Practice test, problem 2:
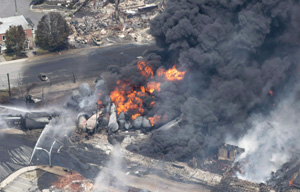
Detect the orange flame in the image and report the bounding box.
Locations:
[137,60,153,78]
[156,68,165,77]
[132,113,141,120]
[146,82,161,94]
[148,115,161,126]
[269,90,273,96]
[164,65,186,81]
[149,101,155,108]
[289,178,294,186]
[157,65,186,81]
[110,62,186,122]
[110,81,144,116]
[97,91,103,107]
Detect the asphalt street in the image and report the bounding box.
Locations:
[0,0,43,28]
[0,44,156,88]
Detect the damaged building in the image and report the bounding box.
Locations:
[68,0,164,47]
[218,144,245,162]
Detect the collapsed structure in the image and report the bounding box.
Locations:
[68,0,164,46]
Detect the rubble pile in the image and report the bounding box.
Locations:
[68,0,164,47]
[212,176,275,192]
[52,172,93,192]
[31,0,86,15]
[267,162,300,192]
[199,158,232,175]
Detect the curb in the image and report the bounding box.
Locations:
[0,58,29,66]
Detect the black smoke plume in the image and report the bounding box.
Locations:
[125,0,300,165]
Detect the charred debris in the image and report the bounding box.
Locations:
[68,0,164,47]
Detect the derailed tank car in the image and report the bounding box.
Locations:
[0,112,59,130]
[24,112,58,129]
[0,115,23,128]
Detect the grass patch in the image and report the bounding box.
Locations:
[3,52,27,61]
[3,54,12,61]
[35,48,50,55]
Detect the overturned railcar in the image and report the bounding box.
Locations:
[0,112,59,130]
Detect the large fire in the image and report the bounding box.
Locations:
[146,81,161,94]
[109,60,186,126]
[157,65,186,81]
[148,115,161,126]
[110,81,145,119]
[137,60,153,78]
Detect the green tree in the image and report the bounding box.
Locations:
[36,12,71,51]
[5,25,26,54]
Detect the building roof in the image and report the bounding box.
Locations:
[0,166,93,192]
[0,15,32,34]
[219,143,245,153]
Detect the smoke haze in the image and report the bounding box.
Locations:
[93,145,128,191]
[231,90,300,182]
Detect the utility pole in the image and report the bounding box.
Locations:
[14,0,18,15]
[72,73,76,83]
[115,0,120,22]
[7,73,11,98]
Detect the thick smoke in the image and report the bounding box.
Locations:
[231,90,300,182]
[67,77,109,113]
[127,0,300,164]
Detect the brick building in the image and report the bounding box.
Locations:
[0,15,34,54]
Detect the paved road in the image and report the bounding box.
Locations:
[0,0,43,28]
[0,44,155,89]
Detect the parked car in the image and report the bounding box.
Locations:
[38,73,48,81]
